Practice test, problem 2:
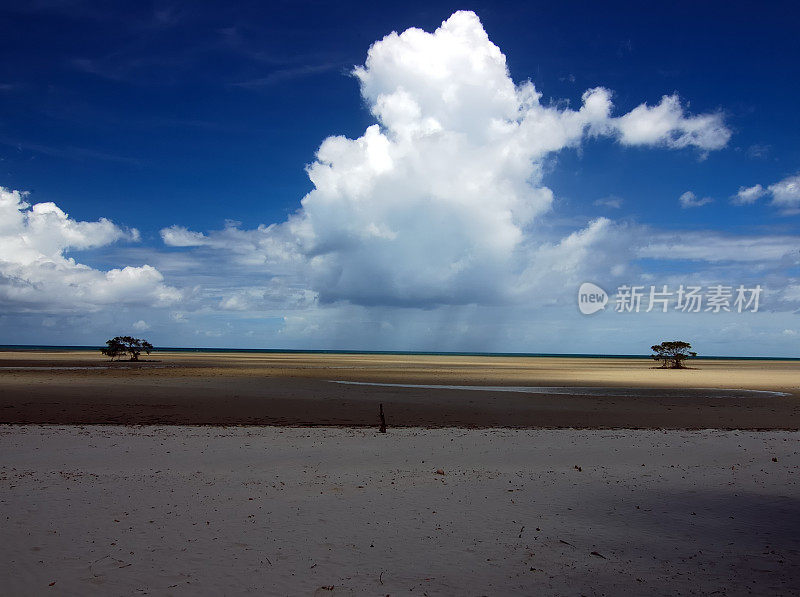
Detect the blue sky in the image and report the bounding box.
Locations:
[1,1,798,355]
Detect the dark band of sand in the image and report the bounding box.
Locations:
[1,351,798,429]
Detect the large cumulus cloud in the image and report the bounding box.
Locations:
[0,187,180,312]
[163,11,730,309]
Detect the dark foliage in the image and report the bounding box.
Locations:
[651,340,697,369]
[101,336,154,361]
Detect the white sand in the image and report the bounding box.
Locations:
[1,426,798,596]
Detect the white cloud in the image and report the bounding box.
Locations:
[768,173,800,215]
[217,280,317,312]
[732,184,767,205]
[132,319,150,331]
[162,11,730,309]
[746,144,770,159]
[0,186,181,312]
[612,94,730,150]
[679,191,713,209]
[0,191,131,258]
[730,174,800,214]
[594,196,623,209]
[160,225,207,247]
[637,231,800,263]
[782,284,800,302]
[161,221,302,268]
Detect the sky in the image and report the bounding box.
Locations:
[1,0,799,356]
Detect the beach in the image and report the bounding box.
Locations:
[0,351,798,429]
[2,351,798,595]
[2,425,798,596]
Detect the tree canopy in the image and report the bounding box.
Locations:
[101,336,153,361]
[651,340,697,369]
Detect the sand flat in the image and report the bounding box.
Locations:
[1,425,798,596]
[1,350,798,390]
[0,351,798,429]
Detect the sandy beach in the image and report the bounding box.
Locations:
[0,351,798,429]
[2,425,798,596]
[2,353,799,595]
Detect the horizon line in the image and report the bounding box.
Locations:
[1,344,798,361]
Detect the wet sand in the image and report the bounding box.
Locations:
[1,351,798,429]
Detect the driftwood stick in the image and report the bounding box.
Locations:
[379,403,387,433]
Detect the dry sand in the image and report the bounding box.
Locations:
[0,351,798,429]
[1,425,798,596]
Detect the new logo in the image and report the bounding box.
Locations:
[578,282,608,315]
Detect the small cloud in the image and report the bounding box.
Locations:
[613,94,730,151]
[219,294,251,311]
[746,144,770,159]
[783,329,798,337]
[132,320,150,331]
[731,174,800,215]
[0,137,140,166]
[731,184,767,206]
[161,225,207,247]
[232,62,345,89]
[594,195,623,209]
[196,329,224,338]
[768,173,800,215]
[152,6,181,27]
[679,191,713,209]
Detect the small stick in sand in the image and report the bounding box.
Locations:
[379,403,387,433]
